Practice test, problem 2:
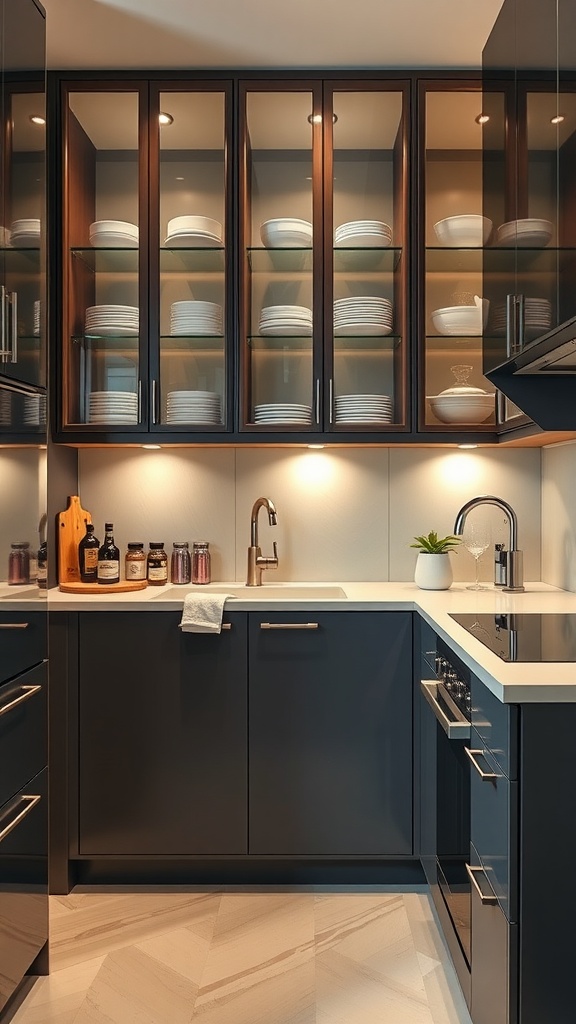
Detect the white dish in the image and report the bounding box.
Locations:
[167,215,222,235]
[333,323,393,336]
[164,232,222,248]
[84,325,139,337]
[433,215,492,247]
[259,325,313,337]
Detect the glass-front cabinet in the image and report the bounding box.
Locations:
[240,80,409,434]
[421,83,497,433]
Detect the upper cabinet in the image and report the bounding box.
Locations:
[483,0,576,429]
[0,0,46,397]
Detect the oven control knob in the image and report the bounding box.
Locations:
[445,667,457,692]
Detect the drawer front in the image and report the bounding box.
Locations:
[472,675,518,780]
[0,612,47,684]
[0,663,47,808]
[469,735,517,922]
[469,843,517,1024]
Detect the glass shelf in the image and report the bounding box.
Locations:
[247,335,313,350]
[0,246,41,274]
[333,334,402,351]
[71,248,139,273]
[159,335,224,351]
[247,248,313,272]
[160,247,225,273]
[333,247,402,272]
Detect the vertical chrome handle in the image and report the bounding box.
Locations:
[0,284,6,360]
[496,391,506,424]
[329,378,333,424]
[137,379,142,422]
[517,293,525,350]
[315,378,320,425]
[151,379,158,424]
[10,291,17,363]
[505,294,515,359]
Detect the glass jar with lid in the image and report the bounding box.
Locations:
[171,542,191,584]
[125,542,147,581]
[147,542,168,586]
[192,541,211,584]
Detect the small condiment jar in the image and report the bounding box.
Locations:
[192,541,211,584]
[125,542,147,581]
[171,542,191,584]
[8,542,30,585]
[147,542,168,586]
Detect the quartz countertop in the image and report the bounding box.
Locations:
[2,580,576,703]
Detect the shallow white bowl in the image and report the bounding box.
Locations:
[260,219,313,248]
[167,215,222,238]
[433,215,492,247]
[428,394,495,424]
[431,305,483,336]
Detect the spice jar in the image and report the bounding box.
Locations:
[192,541,211,584]
[171,542,191,584]
[8,543,29,585]
[147,542,168,586]
[125,542,147,581]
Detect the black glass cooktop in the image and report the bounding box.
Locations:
[449,613,576,662]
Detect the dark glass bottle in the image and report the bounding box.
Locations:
[97,523,120,585]
[79,522,100,583]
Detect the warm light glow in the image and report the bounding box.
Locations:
[29,115,46,126]
[142,444,161,450]
[475,113,490,125]
[307,113,338,125]
[307,444,325,449]
[159,112,174,126]
[290,450,335,488]
[438,452,483,489]
[551,114,565,125]
[458,444,478,450]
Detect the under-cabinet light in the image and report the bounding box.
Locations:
[551,114,565,124]
[159,112,174,126]
[29,114,45,126]
[458,444,478,449]
[307,444,325,449]
[142,444,161,450]
[475,114,490,125]
[307,113,338,125]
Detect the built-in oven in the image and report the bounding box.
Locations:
[419,637,472,1004]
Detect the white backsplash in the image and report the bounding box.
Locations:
[542,440,576,593]
[0,448,46,582]
[78,446,542,584]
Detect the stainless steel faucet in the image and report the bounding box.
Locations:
[453,494,525,593]
[247,497,279,586]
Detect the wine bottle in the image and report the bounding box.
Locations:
[79,522,99,583]
[97,522,120,585]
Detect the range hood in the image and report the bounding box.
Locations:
[486,316,576,429]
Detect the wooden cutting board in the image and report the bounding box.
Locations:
[59,580,147,594]
[57,495,92,584]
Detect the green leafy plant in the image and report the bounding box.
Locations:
[410,531,461,554]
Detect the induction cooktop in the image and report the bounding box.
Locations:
[449,613,576,662]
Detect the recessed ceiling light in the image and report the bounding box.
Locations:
[175,176,184,181]
[142,444,161,450]
[475,114,490,125]
[159,112,174,126]
[29,114,45,126]
[551,114,565,124]
[458,444,478,449]
[307,113,338,125]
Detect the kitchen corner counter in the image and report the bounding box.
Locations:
[3,580,576,703]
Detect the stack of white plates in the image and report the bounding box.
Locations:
[334,394,394,424]
[11,219,40,247]
[0,226,11,247]
[89,220,139,247]
[33,300,41,337]
[260,218,313,247]
[166,390,221,425]
[85,305,139,337]
[0,391,11,426]
[489,297,552,340]
[333,297,393,336]
[496,218,553,247]
[334,220,392,247]
[259,305,313,337]
[88,391,138,425]
[164,215,223,248]
[254,403,312,425]
[23,394,47,426]
[170,301,223,336]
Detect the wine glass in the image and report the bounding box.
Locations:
[463,519,490,591]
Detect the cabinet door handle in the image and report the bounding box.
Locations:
[260,622,319,630]
[0,794,41,845]
[517,292,525,350]
[0,622,29,629]
[329,378,333,424]
[137,379,142,422]
[464,747,497,780]
[0,684,42,718]
[420,681,470,739]
[0,284,6,360]
[465,863,498,905]
[221,623,232,630]
[151,379,158,424]
[315,378,320,425]
[9,290,17,364]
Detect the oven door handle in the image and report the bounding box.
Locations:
[466,863,498,905]
[420,680,471,739]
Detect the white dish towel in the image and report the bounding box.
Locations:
[179,592,235,633]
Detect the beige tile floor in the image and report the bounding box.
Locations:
[6,890,472,1024]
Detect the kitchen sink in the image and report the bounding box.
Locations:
[153,584,347,600]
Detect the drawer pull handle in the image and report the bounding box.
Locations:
[0,684,42,718]
[0,622,29,630]
[465,747,497,780]
[0,794,41,845]
[221,623,232,631]
[465,863,498,905]
[260,622,319,630]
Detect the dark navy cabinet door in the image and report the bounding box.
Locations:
[248,611,413,856]
[78,612,248,856]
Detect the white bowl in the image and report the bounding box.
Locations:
[431,305,484,336]
[90,219,138,235]
[433,215,492,247]
[428,394,495,424]
[167,215,222,238]
[260,219,313,248]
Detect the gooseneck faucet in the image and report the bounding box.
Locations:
[247,497,279,586]
[453,494,525,593]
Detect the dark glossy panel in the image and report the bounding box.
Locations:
[469,735,517,922]
[0,611,46,684]
[0,662,46,808]
[471,674,518,779]
[249,611,413,856]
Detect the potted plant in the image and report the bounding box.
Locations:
[410,531,461,590]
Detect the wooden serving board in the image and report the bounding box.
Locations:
[59,580,148,594]
[57,495,92,584]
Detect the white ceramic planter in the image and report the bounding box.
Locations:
[414,552,453,591]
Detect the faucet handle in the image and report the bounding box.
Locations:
[272,541,278,563]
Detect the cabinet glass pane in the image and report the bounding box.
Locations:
[66,92,140,427]
[158,91,226,428]
[332,91,405,428]
[424,91,496,429]
[244,91,314,427]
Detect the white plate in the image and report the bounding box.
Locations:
[164,233,222,248]
[259,326,313,337]
[333,324,393,336]
[84,326,139,337]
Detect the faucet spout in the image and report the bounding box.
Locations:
[453,494,524,592]
[250,497,278,546]
[247,497,279,586]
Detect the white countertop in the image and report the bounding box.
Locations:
[3,580,576,703]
